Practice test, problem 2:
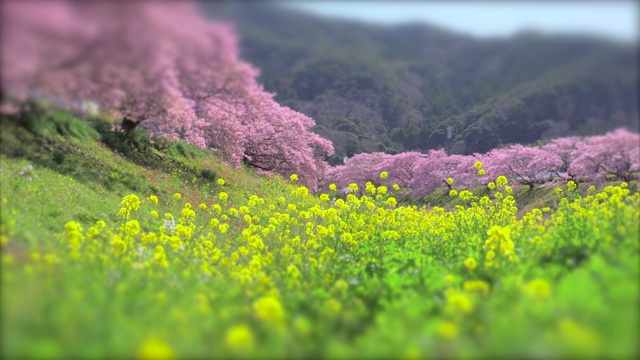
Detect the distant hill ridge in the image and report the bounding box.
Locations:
[202,2,639,164]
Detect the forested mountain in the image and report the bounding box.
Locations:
[202,2,639,164]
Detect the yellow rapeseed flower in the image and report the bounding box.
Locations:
[438,321,458,340]
[121,194,141,211]
[526,279,551,300]
[148,195,159,205]
[290,174,298,182]
[254,296,284,322]
[329,183,337,191]
[464,258,477,270]
[380,171,388,179]
[217,178,225,186]
[219,192,228,201]
[447,292,474,313]
[297,186,309,197]
[225,325,254,350]
[287,264,299,278]
[463,280,490,297]
[139,339,175,360]
[173,193,181,200]
[125,220,140,235]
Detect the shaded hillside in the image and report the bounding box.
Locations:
[202,2,639,163]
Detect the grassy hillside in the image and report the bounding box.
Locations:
[202,3,638,162]
[1,107,638,358]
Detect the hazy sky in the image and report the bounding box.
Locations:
[282,1,638,42]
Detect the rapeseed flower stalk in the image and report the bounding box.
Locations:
[484,225,517,267]
[64,221,84,250]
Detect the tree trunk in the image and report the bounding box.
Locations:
[121,117,141,133]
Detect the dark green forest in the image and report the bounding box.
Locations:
[203,3,639,164]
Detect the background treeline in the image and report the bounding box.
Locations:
[203,2,639,165]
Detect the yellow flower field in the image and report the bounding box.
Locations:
[2,169,638,358]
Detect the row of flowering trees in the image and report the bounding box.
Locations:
[323,129,640,198]
[1,1,333,189]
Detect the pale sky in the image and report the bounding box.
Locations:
[281,1,638,42]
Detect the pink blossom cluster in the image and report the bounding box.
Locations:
[1,1,333,189]
[322,129,639,198]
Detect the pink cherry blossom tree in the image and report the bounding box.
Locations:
[410,150,483,198]
[2,1,333,188]
[571,129,640,182]
[484,144,563,189]
[541,136,585,182]
[377,151,426,189]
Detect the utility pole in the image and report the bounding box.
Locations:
[445,126,453,155]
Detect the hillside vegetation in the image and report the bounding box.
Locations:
[204,3,639,163]
[1,106,639,358]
